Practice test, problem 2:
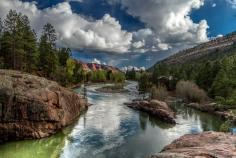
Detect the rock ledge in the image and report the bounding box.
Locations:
[151,131,236,158]
[0,70,88,142]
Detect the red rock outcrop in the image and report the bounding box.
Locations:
[76,60,121,73]
[151,131,236,158]
[0,70,88,142]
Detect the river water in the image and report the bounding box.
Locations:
[0,81,224,158]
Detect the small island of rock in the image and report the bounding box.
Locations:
[125,100,176,124]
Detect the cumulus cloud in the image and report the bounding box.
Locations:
[226,0,236,8]
[108,0,209,52]
[0,0,132,53]
[131,28,172,52]
[0,0,210,54]
[91,58,101,64]
[132,40,145,49]
[91,58,107,65]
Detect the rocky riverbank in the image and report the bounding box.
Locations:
[0,70,88,142]
[151,131,236,158]
[124,100,176,124]
[186,102,236,122]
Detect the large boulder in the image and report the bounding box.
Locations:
[124,99,176,124]
[0,70,87,142]
[150,100,171,111]
[151,131,236,158]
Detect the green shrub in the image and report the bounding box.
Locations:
[150,85,168,101]
[220,120,232,132]
[176,80,207,103]
[110,72,125,83]
[215,96,225,103]
[215,95,236,107]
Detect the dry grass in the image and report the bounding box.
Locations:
[150,85,168,101]
[176,80,207,103]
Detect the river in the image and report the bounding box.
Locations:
[0,81,224,158]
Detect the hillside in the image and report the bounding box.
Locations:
[154,32,236,66]
[146,31,236,107]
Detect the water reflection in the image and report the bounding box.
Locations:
[139,112,175,130]
[0,81,224,158]
[60,83,139,158]
[0,128,70,158]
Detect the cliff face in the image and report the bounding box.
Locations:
[0,70,87,142]
[77,60,121,73]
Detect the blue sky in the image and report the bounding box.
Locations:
[191,0,236,37]
[2,0,236,68]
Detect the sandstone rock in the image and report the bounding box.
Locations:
[124,99,176,124]
[151,131,236,158]
[150,100,170,111]
[0,69,88,142]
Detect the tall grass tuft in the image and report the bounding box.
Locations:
[150,85,168,101]
[176,80,207,103]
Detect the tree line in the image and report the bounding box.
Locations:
[0,10,125,86]
[125,68,144,80]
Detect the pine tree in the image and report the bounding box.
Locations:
[1,10,19,69]
[39,23,58,77]
[42,23,57,47]
[20,15,39,72]
[0,10,38,71]
[58,48,71,66]
[0,18,3,68]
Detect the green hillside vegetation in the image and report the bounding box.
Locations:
[0,10,125,86]
[148,44,236,106]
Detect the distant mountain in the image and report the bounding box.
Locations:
[76,60,122,73]
[152,32,236,67]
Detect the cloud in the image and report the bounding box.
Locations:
[212,3,216,7]
[91,58,107,65]
[91,58,101,64]
[132,40,145,49]
[226,0,236,8]
[0,0,132,53]
[66,0,83,2]
[0,0,210,54]
[131,28,172,52]
[108,0,209,52]
[121,66,145,72]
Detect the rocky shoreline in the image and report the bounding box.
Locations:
[186,102,236,122]
[0,70,88,142]
[124,99,176,124]
[151,131,236,158]
[125,97,236,157]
